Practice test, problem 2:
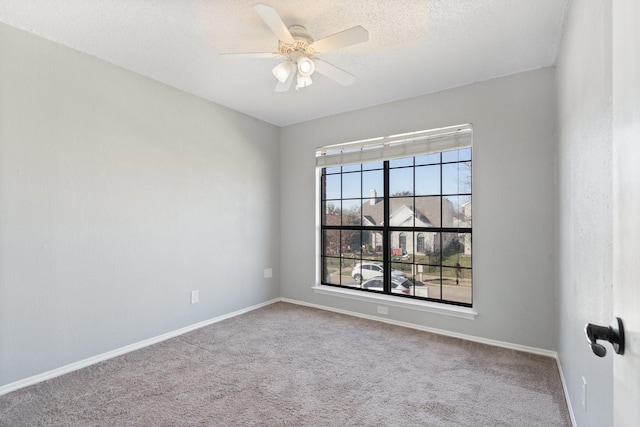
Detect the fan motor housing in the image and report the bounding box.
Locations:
[279,25,315,56]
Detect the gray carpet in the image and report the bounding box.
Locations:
[0,302,571,426]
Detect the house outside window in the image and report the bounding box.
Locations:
[317,124,473,307]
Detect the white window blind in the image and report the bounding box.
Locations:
[315,124,473,168]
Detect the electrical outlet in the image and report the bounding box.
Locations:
[377,306,388,315]
[264,268,273,279]
[582,377,587,411]
[191,290,199,304]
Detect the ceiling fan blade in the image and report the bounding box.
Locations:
[310,26,368,53]
[313,59,356,86]
[219,52,281,59]
[275,70,295,92]
[254,4,294,44]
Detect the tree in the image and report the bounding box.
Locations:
[322,203,362,256]
[341,205,362,253]
[392,191,413,197]
[323,203,340,254]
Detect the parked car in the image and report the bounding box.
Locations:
[351,262,407,282]
[361,276,412,295]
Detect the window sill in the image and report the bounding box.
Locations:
[312,285,477,320]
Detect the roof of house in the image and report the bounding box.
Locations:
[361,197,457,228]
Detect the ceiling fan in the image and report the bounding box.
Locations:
[220,4,369,92]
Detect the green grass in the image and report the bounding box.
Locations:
[411,253,471,268]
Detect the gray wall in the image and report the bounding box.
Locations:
[280,68,558,350]
[0,23,281,387]
[556,1,613,425]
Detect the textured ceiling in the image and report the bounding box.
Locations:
[0,0,568,126]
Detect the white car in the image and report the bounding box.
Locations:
[361,276,412,295]
[351,262,406,282]
[361,276,430,298]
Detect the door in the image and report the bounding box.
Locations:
[612,1,640,425]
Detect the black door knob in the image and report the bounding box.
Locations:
[584,317,625,357]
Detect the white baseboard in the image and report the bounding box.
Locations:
[555,358,578,427]
[0,298,281,397]
[281,297,557,358]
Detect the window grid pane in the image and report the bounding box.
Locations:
[320,146,472,307]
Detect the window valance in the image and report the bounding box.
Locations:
[315,124,473,168]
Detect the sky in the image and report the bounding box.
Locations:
[323,148,471,214]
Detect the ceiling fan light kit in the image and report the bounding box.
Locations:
[272,61,293,83]
[221,4,368,92]
[296,73,312,89]
[297,57,315,76]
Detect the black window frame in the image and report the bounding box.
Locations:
[320,148,472,308]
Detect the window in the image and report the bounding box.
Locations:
[318,125,472,307]
[416,233,425,253]
[399,233,407,253]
